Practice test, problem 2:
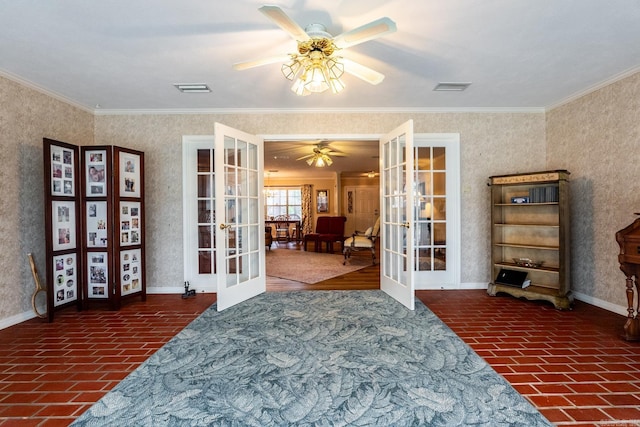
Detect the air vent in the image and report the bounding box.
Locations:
[433,82,471,91]
[174,83,211,93]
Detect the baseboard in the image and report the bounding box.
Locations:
[418,284,628,318]
[572,290,627,317]
[415,282,487,290]
[146,285,216,295]
[0,310,38,330]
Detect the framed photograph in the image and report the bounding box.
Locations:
[87,252,108,299]
[121,248,142,296]
[119,153,141,198]
[86,201,108,247]
[52,200,76,251]
[316,189,329,213]
[119,201,141,247]
[85,149,107,197]
[51,145,75,196]
[53,253,77,307]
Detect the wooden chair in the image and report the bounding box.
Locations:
[290,215,304,242]
[343,217,380,264]
[274,215,291,243]
[265,226,273,250]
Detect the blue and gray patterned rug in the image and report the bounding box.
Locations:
[72,291,551,426]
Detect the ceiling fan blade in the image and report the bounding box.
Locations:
[332,17,397,49]
[341,58,385,85]
[233,55,291,71]
[259,5,311,41]
[296,154,314,161]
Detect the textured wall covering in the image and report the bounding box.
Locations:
[547,72,640,308]
[94,112,547,291]
[0,76,94,322]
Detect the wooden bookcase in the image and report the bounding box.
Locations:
[487,170,573,309]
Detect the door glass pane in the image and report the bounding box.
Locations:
[237,140,247,168]
[198,200,212,223]
[433,172,446,196]
[433,147,446,170]
[248,143,258,170]
[416,147,431,170]
[433,198,446,221]
[225,136,236,166]
[198,226,211,248]
[433,222,446,245]
[198,251,211,274]
[197,175,210,198]
[248,170,258,198]
[197,149,210,172]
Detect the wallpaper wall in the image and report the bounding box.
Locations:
[93,112,547,293]
[5,70,636,326]
[0,76,94,324]
[547,71,640,308]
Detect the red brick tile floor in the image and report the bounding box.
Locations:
[0,290,639,426]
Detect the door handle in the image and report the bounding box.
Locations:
[401,222,410,229]
[219,223,232,230]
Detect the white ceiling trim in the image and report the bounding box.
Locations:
[93,106,545,116]
[546,65,640,112]
[0,68,93,114]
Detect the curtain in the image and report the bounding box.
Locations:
[301,184,313,235]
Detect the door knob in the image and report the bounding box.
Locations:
[401,222,410,229]
[219,223,232,230]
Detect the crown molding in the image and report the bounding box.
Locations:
[546,65,640,112]
[93,106,545,116]
[0,68,94,114]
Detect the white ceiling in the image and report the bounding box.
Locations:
[2,0,639,176]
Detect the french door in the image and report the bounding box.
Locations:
[380,120,415,309]
[182,124,265,311]
[413,134,460,288]
[214,123,265,310]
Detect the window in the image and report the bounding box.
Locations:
[265,188,301,219]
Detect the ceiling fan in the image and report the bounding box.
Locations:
[296,142,345,167]
[233,5,397,95]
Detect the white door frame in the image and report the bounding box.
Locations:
[182,132,461,294]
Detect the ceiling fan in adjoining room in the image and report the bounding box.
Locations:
[233,5,397,96]
[296,142,345,167]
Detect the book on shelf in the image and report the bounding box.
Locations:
[494,269,530,288]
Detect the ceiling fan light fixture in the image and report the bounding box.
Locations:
[291,76,311,96]
[305,64,330,93]
[281,60,302,80]
[329,77,345,94]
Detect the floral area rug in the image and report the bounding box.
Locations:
[72,291,551,426]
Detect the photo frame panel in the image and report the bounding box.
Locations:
[119,153,141,198]
[120,248,142,296]
[86,201,109,248]
[119,201,142,247]
[53,253,78,307]
[85,149,108,197]
[52,200,77,251]
[316,189,329,213]
[87,251,109,299]
[50,144,76,197]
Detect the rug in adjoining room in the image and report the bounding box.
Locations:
[265,248,370,283]
[72,291,551,426]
